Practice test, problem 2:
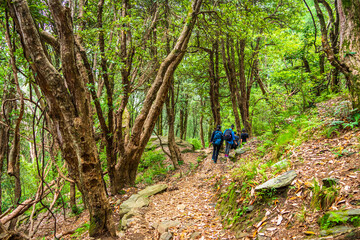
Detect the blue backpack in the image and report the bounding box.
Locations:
[213,131,223,145]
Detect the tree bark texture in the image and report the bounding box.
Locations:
[199,97,205,149]
[179,96,189,140]
[337,0,360,104]
[235,38,261,135]
[313,0,360,104]
[114,0,203,191]
[0,88,12,215]
[4,16,24,230]
[166,78,182,168]
[208,41,222,127]
[221,38,242,132]
[7,0,115,236]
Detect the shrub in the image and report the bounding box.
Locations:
[136,150,170,184]
[187,138,202,150]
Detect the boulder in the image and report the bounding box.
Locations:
[255,170,297,191]
[158,220,181,234]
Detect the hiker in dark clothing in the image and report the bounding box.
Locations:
[209,125,223,163]
[240,129,249,146]
[232,131,240,149]
[223,124,236,158]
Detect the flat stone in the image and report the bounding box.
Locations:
[150,222,159,229]
[146,136,194,152]
[158,220,181,234]
[255,170,297,190]
[160,232,173,240]
[326,209,360,223]
[120,194,150,214]
[322,178,339,187]
[272,159,290,169]
[320,225,353,236]
[137,184,168,198]
[190,231,201,239]
[177,204,186,210]
[235,148,246,155]
[246,205,254,212]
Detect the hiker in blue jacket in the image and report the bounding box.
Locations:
[209,125,223,163]
[223,124,236,158]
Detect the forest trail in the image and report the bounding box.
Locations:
[34,98,360,240]
[120,150,237,240]
[117,97,360,240]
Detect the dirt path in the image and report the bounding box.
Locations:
[121,150,236,239]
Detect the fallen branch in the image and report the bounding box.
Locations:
[153,130,171,158]
[55,228,77,239]
[0,181,55,224]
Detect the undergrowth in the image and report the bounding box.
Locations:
[136,150,173,184]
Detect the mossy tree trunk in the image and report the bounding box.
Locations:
[7,0,115,236]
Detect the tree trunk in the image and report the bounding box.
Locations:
[180,97,188,140]
[199,97,205,149]
[221,38,242,132]
[157,112,163,136]
[208,41,221,127]
[313,0,356,102]
[0,88,12,214]
[166,78,182,168]
[337,0,360,105]
[331,68,340,92]
[8,0,115,236]
[5,15,24,230]
[70,182,77,213]
[114,0,203,190]
[236,39,252,134]
[235,37,261,135]
[192,107,197,139]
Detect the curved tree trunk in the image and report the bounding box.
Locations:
[5,15,25,230]
[337,0,360,105]
[114,0,203,190]
[8,0,115,236]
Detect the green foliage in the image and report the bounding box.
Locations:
[136,150,171,185]
[258,113,323,161]
[319,212,345,230]
[72,222,90,238]
[320,213,360,230]
[311,179,339,210]
[333,101,352,119]
[187,138,202,150]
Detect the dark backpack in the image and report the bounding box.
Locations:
[213,131,223,145]
[223,129,232,141]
